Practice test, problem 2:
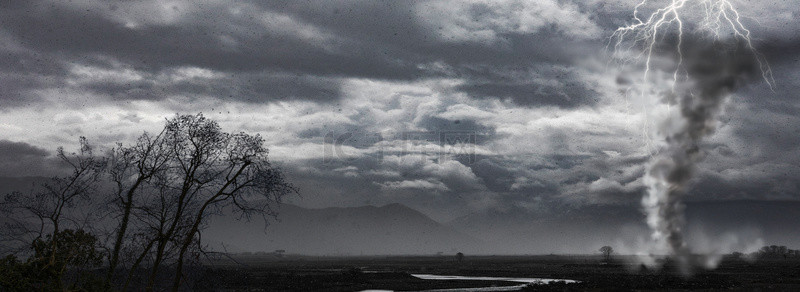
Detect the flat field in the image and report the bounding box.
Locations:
[197,254,800,291]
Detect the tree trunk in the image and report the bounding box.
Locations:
[106,179,144,287]
[124,238,156,291]
[147,169,195,291]
[171,163,248,291]
[145,235,168,292]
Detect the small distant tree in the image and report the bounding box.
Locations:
[455,252,464,263]
[600,246,614,261]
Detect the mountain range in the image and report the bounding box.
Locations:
[205,200,800,255]
[3,177,799,255]
[204,203,485,255]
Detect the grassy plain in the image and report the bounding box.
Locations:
[197,254,800,291]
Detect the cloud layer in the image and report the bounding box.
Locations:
[1,0,799,220]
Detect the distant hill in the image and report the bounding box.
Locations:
[4,176,798,256]
[448,200,800,254]
[204,203,485,255]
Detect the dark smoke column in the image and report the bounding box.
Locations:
[610,0,773,272]
[642,40,759,273]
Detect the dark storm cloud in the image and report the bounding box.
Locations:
[469,158,517,192]
[0,74,46,106]
[81,69,342,102]
[456,74,599,108]
[0,140,49,157]
[0,47,69,106]
[259,0,599,64]
[688,170,800,202]
[760,37,800,64]
[414,117,496,145]
[684,34,800,204]
[1,0,800,219]
[0,140,52,177]
[0,1,401,105]
[735,37,800,109]
[261,0,604,107]
[0,0,606,108]
[0,2,419,78]
[727,107,800,160]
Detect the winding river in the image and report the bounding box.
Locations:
[361,274,578,292]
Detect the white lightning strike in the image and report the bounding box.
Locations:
[610,0,774,274]
[611,0,774,88]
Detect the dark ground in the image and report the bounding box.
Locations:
[194,254,800,291]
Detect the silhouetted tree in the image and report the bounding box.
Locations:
[0,255,33,290]
[0,229,104,290]
[757,245,796,259]
[104,130,170,288]
[456,252,464,263]
[0,138,106,290]
[31,229,105,290]
[130,114,295,292]
[600,246,614,261]
[0,114,295,291]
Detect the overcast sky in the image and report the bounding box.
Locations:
[1,0,799,221]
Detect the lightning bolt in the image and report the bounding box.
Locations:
[611,0,774,88]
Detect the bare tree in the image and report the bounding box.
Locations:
[600,246,613,262]
[0,137,106,289]
[169,115,295,291]
[104,130,170,288]
[1,114,295,291]
[122,114,295,291]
